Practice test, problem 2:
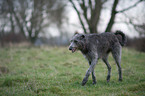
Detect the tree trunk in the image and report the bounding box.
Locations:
[69,0,102,34]
[9,10,15,33]
[88,0,102,33]
[0,32,4,47]
[89,25,97,33]
[0,26,5,47]
[30,37,37,44]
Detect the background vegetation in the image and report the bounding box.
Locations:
[0,0,145,45]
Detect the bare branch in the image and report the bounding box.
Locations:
[102,0,108,4]
[88,0,93,12]
[69,0,87,33]
[117,0,144,13]
[122,13,145,36]
[79,0,89,25]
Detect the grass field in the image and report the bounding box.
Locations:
[0,47,145,96]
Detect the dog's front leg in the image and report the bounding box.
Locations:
[82,59,97,86]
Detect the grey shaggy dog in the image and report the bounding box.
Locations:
[69,31,127,86]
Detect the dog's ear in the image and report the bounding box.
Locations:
[80,34,85,39]
[74,31,79,35]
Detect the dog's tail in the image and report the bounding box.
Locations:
[115,30,127,46]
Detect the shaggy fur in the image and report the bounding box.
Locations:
[69,30,127,86]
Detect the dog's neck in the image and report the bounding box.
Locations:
[80,41,89,54]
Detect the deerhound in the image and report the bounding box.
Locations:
[69,31,127,86]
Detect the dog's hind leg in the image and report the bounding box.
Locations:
[112,45,122,81]
[102,54,111,82]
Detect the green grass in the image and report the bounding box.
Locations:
[0,47,145,96]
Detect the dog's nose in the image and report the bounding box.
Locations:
[69,46,72,50]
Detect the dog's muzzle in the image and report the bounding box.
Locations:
[69,46,77,53]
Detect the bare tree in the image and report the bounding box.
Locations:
[69,0,105,33]
[122,12,145,37]
[0,23,6,47]
[69,0,144,34]
[105,0,144,32]
[1,0,66,43]
[0,0,9,46]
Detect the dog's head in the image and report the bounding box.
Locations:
[69,33,85,53]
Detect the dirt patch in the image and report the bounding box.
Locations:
[123,67,135,76]
[0,66,9,76]
[0,76,29,87]
[69,76,81,82]
[63,62,73,66]
[49,86,62,95]
[128,83,145,92]
[59,72,72,76]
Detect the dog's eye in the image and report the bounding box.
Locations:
[74,40,78,43]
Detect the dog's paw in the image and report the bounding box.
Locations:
[107,80,110,82]
[93,81,97,85]
[119,78,123,82]
[92,79,97,85]
[81,82,86,86]
[81,81,87,86]
[81,79,88,86]
[106,75,110,82]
